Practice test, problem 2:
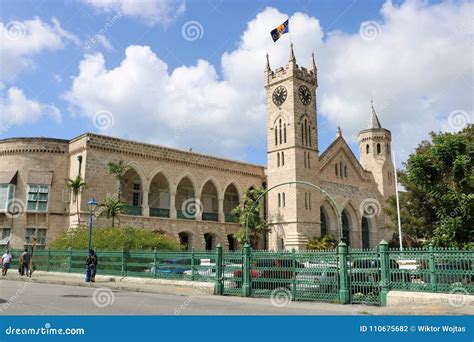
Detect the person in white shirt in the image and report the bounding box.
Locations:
[2,250,12,276]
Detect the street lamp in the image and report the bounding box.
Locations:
[87,198,98,252]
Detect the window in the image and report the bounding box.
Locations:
[279,119,282,144]
[339,162,343,178]
[366,144,370,154]
[304,152,307,168]
[1,228,11,240]
[307,153,310,168]
[284,124,287,143]
[0,184,15,212]
[278,193,281,208]
[344,166,347,178]
[132,182,141,206]
[281,151,285,166]
[335,164,338,176]
[274,126,278,145]
[277,152,280,167]
[377,143,381,154]
[282,193,286,207]
[304,193,308,209]
[25,228,46,248]
[308,125,312,146]
[301,124,304,145]
[308,193,312,210]
[304,119,308,146]
[26,184,49,212]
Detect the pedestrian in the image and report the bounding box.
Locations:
[19,248,30,277]
[2,250,12,276]
[85,249,97,284]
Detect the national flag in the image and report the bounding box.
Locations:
[270,19,289,42]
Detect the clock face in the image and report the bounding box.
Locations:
[272,86,287,106]
[298,85,312,105]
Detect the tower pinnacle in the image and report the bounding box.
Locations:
[288,43,296,66]
[368,100,382,129]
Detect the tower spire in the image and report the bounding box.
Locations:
[310,52,317,72]
[336,126,342,138]
[266,53,271,73]
[288,43,296,66]
[368,100,382,129]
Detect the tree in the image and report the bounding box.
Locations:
[50,226,181,251]
[231,187,267,248]
[100,196,124,227]
[385,125,473,248]
[307,234,337,250]
[107,160,129,201]
[65,175,87,227]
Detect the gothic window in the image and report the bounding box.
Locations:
[344,166,347,178]
[304,119,308,146]
[277,153,280,167]
[275,126,278,145]
[377,143,381,154]
[366,144,370,154]
[307,153,310,168]
[279,119,282,144]
[320,208,328,236]
[308,193,312,210]
[301,124,304,145]
[304,193,308,209]
[281,151,285,166]
[282,193,286,207]
[284,124,287,143]
[309,125,312,146]
[335,164,338,176]
[304,151,307,168]
[278,193,281,208]
[339,162,343,178]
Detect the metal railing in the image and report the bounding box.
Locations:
[149,208,170,218]
[122,205,142,216]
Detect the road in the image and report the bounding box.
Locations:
[1,279,471,316]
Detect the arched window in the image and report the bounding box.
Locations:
[282,193,285,207]
[281,151,285,166]
[307,153,310,168]
[377,143,381,154]
[277,152,280,167]
[279,119,282,144]
[342,210,350,246]
[335,164,338,176]
[308,124,312,146]
[278,193,281,207]
[308,192,311,209]
[275,126,278,145]
[284,124,287,143]
[304,193,308,209]
[339,162,343,177]
[301,123,304,145]
[344,165,347,178]
[304,151,307,168]
[366,144,370,154]
[320,208,328,236]
[304,119,308,146]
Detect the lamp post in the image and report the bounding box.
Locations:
[87,198,98,252]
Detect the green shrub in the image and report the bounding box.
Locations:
[307,234,337,250]
[50,226,181,251]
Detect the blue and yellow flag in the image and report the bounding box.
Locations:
[270,19,289,42]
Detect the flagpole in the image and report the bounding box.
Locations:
[392,151,403,251]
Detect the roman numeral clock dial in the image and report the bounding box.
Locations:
[298,85,312,106]
[272,86,287,106]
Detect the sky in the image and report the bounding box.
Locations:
[0,0,472,167]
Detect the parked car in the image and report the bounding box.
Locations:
[295,267,339,294]
[147,259,191,276]
[418,261,473,286]
[234,258,304,290]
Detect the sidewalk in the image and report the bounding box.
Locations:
[2,271,214,297]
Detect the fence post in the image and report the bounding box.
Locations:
[242,243,251,297]
[291,248,297,300]
[338,241,350,304]
[428,244,436,291]
[121,248,125,276]
[379,240,389,306]
[153,248,157,279]
[191,248,196,281]
[46,248,51,272]
[214,244,223,295]
[68,247,72,273]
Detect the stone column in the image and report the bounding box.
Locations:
[170,192,176,219]
[195,189,202,221]
[218,196,224,223]
[142,190,149,217]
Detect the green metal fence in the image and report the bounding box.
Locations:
[7,241,473,306]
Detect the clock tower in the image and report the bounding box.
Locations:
[265,44,320,250]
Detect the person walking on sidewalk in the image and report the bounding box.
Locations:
[2,250,12,276]
[19,248,30,276]
[85,249,97,284]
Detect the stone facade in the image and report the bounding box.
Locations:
[0,44,395,251]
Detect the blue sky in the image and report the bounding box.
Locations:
[1,0,472,166]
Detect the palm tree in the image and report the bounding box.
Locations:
[100,196,124,227]
[107,160,129,201]
[65,175,87,227]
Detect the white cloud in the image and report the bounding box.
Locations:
[0,17,79,82]
[0,87,62,132]
[84,0,186,27]
[65,1,473,163]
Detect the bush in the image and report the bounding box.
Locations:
[50,226,181,251]
[307,235,337,250]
